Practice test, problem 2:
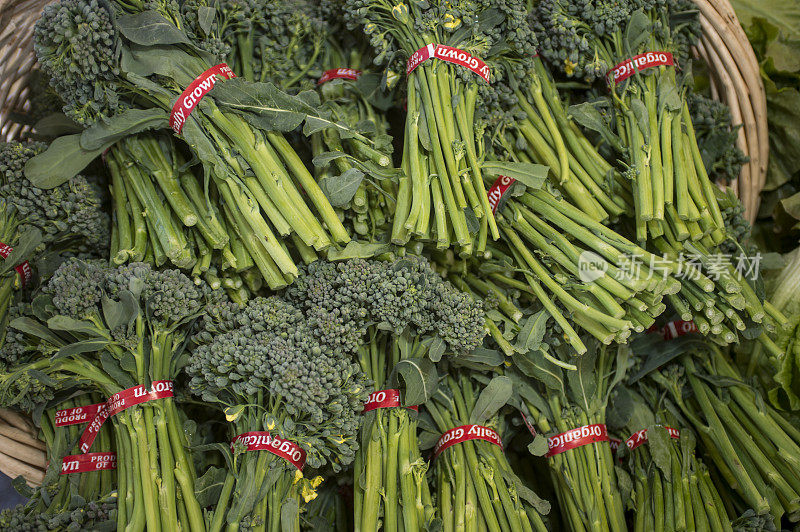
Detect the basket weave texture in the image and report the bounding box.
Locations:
[0,0,771,486]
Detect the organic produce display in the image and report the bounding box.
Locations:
[0,0,798,530]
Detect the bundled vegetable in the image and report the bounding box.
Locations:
[510,337,629,532]
[345,0,540,252]
[422,373,550,531]
[646,346,800,524]
[187,294,369,531]
[31,0,360,284]
[0,260,225,532]
[610,386,732,531]
[0,141,109,344]
[283,257,486,531]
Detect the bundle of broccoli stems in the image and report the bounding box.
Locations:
[647,347,800,525]
[611,387,733,532]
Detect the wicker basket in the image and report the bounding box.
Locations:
[0,0,770,487]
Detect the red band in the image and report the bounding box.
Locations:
[170,64,236,133]
[363,389,418,413]
[487,175,516,213]
[0,241,32,287]
[608,52,674,84]
[231,432,306,470]
[433,424,502,459]
[406,44,491,84]
[647,320,697,341]
[625,426,680,450]
[546,424,609,457]
[61,453,117,474]
[55,403,105,427]
[318,68,362,84]
[79,381,174,453]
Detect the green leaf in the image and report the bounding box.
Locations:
[9,317,63,345]
[311,151,347,168]
[567,350,597,415]
[33,113,81,137]
[102,295,132,331]
[319,168,364,207]
[427,336,446,363]
[735,2,800,71]
[481,161,548,190]
[624,9,651,54]
[630,98,650,141]
[80,108,168,150]
[194,466,227,508]
[514,310,549,353]
[47,316,102,336]
[527,434,549,457]
[116,11,192,46]
[568,102,621,150]
[197,6,215,35]
[456,347,504,368]
[391,357,438,405]
[53,339,110,360]
[24,134,110,189]
[512,349,564,394]
[0,228,41,276]
[469,376,512,425]
[99,352,136,389]
[326,241,391,261]
[647,425,673,476]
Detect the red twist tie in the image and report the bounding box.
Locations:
[170,64,236,133]
[546,424,609,457]
[608,51,674,84]
[79,381,174,453]
[608,437,622,453]
[625,426,680,451]
[0,241,32,288]
[60,452,117,474]
[231,431,306,470]
[486,175,516,214]
[363,389,418,413]
[55,403,105,427]
[318,68,362,85]
[433,424,503,460]
[406,44,491,84]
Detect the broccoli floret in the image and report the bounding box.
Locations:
[33,0,123,125]
[285,256,486,357]
[0,141,109,254]
[0,497,117,532]
[187,295,368,469]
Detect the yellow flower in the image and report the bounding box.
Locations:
[443,13,461,31]
[564,59,577,76]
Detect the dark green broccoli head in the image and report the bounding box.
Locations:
[285,256,486,356]
[186,295,369,469]
[34,0,123,126]
[532,0,631,81]
[0,141,110,253]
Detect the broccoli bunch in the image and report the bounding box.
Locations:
[0,259,224,532]
[187,294,368,531]
[33,0,122,126]
[0,142,108,253]
[188,295,368,468]
[283,257,485,531]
